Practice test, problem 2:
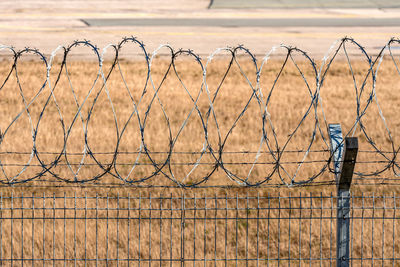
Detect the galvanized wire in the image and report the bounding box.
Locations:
[0,37,400,187]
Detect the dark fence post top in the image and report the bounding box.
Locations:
[338,137,358,191]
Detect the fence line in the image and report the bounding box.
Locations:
[0,193,398,265]
[1,37,400,187]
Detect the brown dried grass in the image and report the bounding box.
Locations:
[0,55,399,263]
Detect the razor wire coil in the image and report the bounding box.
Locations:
[0,37,400,187]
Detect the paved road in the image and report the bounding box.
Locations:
[0,0,400,58]
[84,18,400,28]
[210,0,400,9]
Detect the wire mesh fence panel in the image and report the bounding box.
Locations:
[350,194,400,265]
[0,193,397,265]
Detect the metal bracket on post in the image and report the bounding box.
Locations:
[328,124,358,267]
[328,124,344,178]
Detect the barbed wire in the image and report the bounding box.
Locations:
[0,37,400,187]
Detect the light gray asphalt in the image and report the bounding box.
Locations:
[210,0,400,9]
[2,0,400,58]
[83,18,400,28]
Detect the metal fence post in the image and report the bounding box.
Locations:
[329,124,358,267]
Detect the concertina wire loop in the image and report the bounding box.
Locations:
[0,37,399,187]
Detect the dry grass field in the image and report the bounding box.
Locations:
[0,46,400,263]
